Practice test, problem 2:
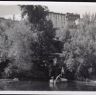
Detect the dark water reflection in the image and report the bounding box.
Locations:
[0,80,96,91]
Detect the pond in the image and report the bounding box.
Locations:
[0,79,96,91]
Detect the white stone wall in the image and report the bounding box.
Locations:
[47,12,66,29]
[47,12,80,30]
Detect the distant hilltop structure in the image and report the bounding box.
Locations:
[47,12,80,32]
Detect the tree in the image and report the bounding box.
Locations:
[20,5,49,30]
[3,22,36,79]
[19,5,63,80]
[60,13,96,81]
[0,18,14,78]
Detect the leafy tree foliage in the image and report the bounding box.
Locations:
[1,6,96,82]
[19,5,63,80]
[59,13,96,81]
[20,5,49,30]
[0,18,14,77]
[2,22,34,79]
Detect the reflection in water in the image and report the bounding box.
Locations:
[0,80,96,91]
[1,81,51,91]
[52,81,96,91]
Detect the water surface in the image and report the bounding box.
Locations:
[0,80,96,91]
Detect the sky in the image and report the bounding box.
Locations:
[0,2,96,20]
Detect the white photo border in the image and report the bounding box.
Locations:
[0,1,95,94]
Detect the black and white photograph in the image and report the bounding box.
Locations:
[0,1,96,92]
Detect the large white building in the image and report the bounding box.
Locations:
[47,12,80,37]
[47,12,66,29]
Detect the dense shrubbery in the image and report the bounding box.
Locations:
[3,22,34,79]
[0,5,96,81]
[60,14,96,81]
[0,5,61,80]
[0,19,15,78]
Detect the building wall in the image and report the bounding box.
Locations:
[47,12,80,32]
[47,12,66,32]
[47,12,80,40]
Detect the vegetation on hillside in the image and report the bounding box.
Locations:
[0,5,96,81]
[59,13,96,81]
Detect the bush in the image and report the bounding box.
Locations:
[59,14,96,81]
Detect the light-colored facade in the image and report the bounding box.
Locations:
[47,12,66,29]
[47,12,80,40]
[47,12,80,32]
